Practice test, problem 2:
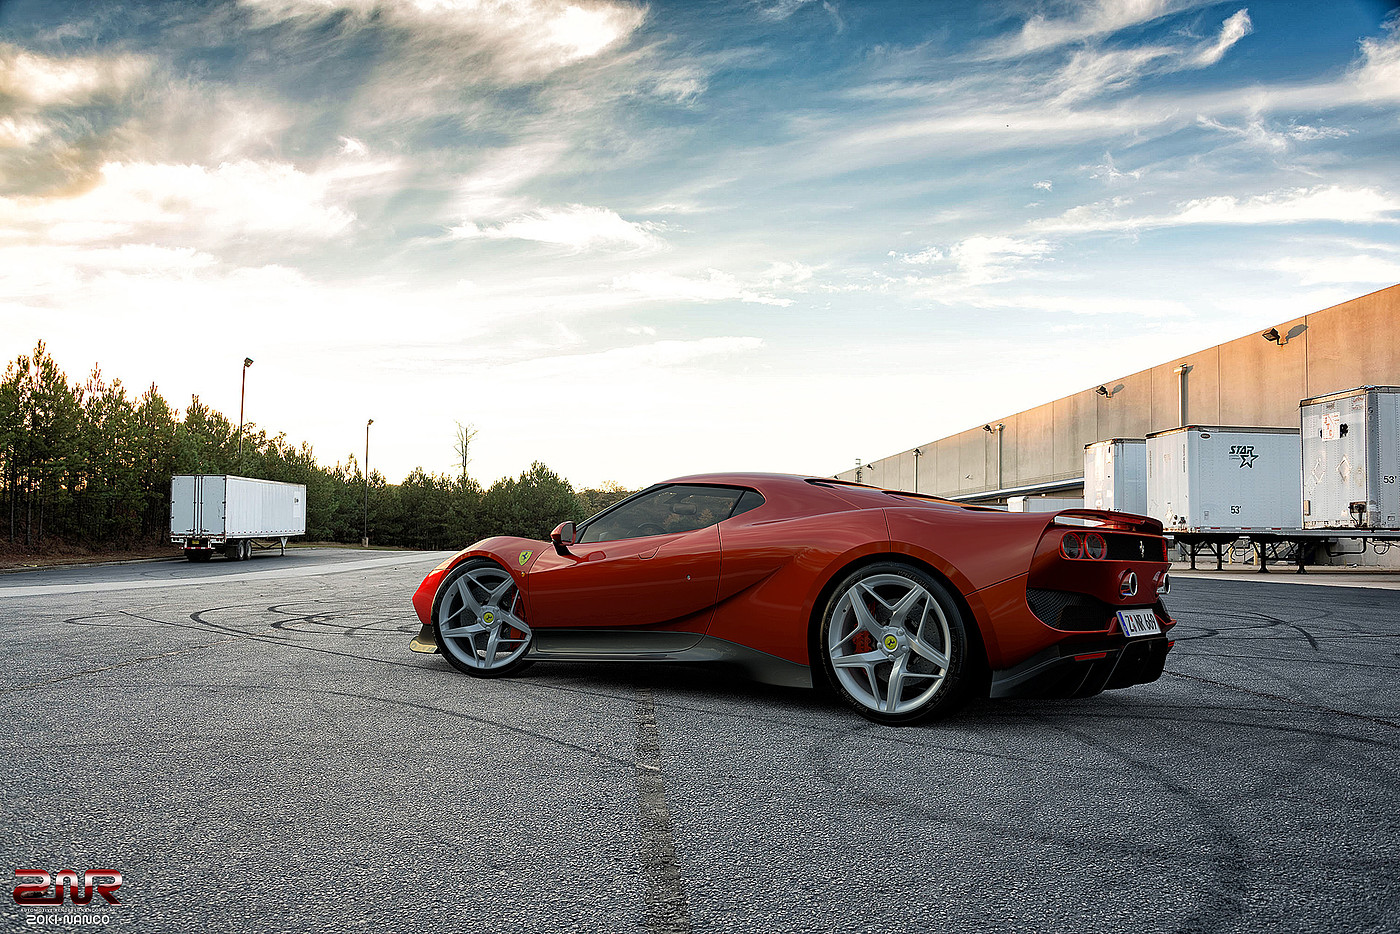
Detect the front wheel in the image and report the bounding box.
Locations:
[819,563,969,725]
[433,559,534,678]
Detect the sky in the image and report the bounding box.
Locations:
[1,0,1399,490]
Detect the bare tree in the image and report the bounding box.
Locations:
[454,422,478,481]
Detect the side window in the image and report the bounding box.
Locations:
[578,485,749,543]
[730,489,765,519]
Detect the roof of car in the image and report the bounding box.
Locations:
[664,472,816,485]
[661,472,972,508]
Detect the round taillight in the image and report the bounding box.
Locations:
[1085,533,1106,560]
[1060,532,1083,559]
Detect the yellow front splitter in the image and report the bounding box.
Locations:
[409,624,440,654]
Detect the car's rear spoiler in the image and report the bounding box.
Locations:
[1047,509,1165,535]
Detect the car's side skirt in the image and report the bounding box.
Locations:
[532,631,813,689]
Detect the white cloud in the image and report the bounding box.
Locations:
[239,0,646,79]
[0,115,50,148]
[1050,45,1176,104]
[1088,152,1143,182]
[1196,115,1348,151]
[1033,180,1053,191]
[1353,21,1400,101]
[1197,115,1289,151]
[951,236,1053,284]
[890,247,944,265]
[992,0,1204,57]
[761,261,816,286]
[1194,9,1253,67]
[1287,124,1350,141]
[1171,186,1399,226]
[0,160,360,245]
[1268,254,1400,286]
[612,269,795,306]
[1045,9,1250,104]
[976,293,1193,318]
[451,205,664,252]
[455,142,569,217]
[1036,186,1400,233]
[0,44,149,106]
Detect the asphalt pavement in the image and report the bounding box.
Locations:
[1,548,1397,933]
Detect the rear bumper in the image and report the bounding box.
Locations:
[989,634,1172,699]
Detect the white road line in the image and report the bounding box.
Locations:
[0,552,456,598]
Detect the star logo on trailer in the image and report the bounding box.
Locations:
[1228,444,1258,468]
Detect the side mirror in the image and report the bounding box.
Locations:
[550,521,576,556]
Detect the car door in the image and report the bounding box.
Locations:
[524,485,744,633]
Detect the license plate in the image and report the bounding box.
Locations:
[1117,609,1161,638]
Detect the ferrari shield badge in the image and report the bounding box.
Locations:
[518,550,533,566]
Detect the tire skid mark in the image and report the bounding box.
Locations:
[0,638,238,695]
[1036,716,1253,934]
[806,725,1200,861]
[265,602,409,638]
[191,682,633,766]
[1162,669,1400,730]
[59,612,153,630]
[1169,650,1400,671]
[1008,706,1400,752]
[634,685,691,934]
[117,606,436,672]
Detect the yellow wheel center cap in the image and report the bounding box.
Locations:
[483,611,495,625]
[883,634,899,652]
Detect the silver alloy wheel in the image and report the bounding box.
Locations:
[826,572,952,715]
[436,563,533,671]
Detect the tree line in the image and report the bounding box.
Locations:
[0,342,634,554]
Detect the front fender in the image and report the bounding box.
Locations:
[410,537,546,628]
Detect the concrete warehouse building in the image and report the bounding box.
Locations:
[835,282,1400,507]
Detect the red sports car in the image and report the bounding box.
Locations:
[409,473,1175,725]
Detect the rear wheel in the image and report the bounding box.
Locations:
[819,562,968,725]
[433,559,534,677]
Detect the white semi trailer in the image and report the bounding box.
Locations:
[1084,438,1148,515]
[170,475,307,562]
[1146,426,1303,533]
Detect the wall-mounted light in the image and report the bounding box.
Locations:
[1262,327,1281,343]
[1095,385,1110,396]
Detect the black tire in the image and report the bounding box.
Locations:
[432,559,534,678]
[818,562,969,726]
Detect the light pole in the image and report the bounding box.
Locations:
[363,418,373,548]
[237,357,254,459]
